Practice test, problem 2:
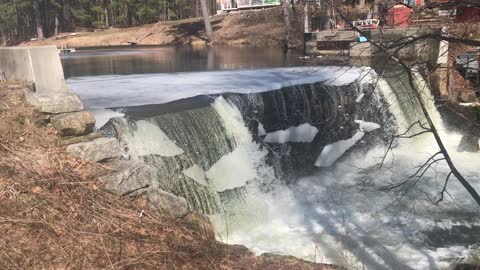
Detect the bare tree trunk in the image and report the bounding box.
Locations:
[200,0,213,43]
[105,7,110,28]
[34,0,45,39]
[304,0,310,33]
[373,0,380,15]
[282,0,293,48]
[36,24,44,39]
[54,15,60,36]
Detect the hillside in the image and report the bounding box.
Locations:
[21,8,289,48]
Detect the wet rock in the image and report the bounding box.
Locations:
[148,189,189,218]
[26,92,83,114]
[59,133,103,146]
[51,111,95,137]
[454,264,480,270]
[181,212,215,240]
[457,134,479,152]
[100,160,154,196]
[66,137,121,162]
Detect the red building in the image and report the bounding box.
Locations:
[387,2,413,27]
[427,0,480,22]
[457,6,480,22]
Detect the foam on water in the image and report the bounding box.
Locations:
[210,68,480,270]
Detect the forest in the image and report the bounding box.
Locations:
[0,0,218,45]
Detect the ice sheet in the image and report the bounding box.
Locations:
[67,66,375,109]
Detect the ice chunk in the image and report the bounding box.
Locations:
[258,122,267,136]
[314,132,365,167]
[355,120,380,132]
[91,109,124,129]
[122,119,184,157]
[264,123,318,144]
[355,93,365,103]
[183,165,208,186]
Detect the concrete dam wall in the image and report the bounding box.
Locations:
[0,46,68,94]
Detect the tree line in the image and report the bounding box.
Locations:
[0,0,217,45]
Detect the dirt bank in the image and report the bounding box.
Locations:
[21,8,289,48]
[0,82,339,269]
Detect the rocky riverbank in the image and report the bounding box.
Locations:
[0,81,341,269]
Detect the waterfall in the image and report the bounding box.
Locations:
[74,66,480,270]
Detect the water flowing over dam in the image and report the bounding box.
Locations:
[67,58,480,269]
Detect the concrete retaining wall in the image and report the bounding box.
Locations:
[0,46,67,94]
[305,28,441,63]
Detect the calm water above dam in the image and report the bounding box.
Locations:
[61,46,307,78]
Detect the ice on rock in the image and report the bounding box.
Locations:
[91,109,125,129]
[355,120,381,132]
[258,122,267,136]
[314,120,380,167]
[122,119,184,157]
[264,123,319,144]
[183,165,209,186]
[355,93,365,103]
[314,132,365,167]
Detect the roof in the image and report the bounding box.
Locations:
[388,2,414,9]
[426,0,480,9]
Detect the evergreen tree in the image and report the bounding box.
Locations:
[0,0,216,44]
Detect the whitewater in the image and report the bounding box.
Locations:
[68,66,480,270]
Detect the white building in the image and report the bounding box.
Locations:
[217,0,281,13]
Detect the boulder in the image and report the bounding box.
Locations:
[148,189,189,218]
[59,133,103,146]
[181,212,215,240]
[454,264,480,270]
[26,92,83,114]
[458,90,477,103]
[100,160,154,196]
[66,137,121,162]
[51,111,95,137]
[457,135,479,152]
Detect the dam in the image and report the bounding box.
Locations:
[1,45,479,269]
[62,47,480,270]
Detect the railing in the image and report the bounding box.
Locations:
[218,0,280,11]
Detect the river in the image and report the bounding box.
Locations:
[62,46,480,270]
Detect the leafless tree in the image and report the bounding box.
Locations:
[319,3,480,206]
[200,0,214,43]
